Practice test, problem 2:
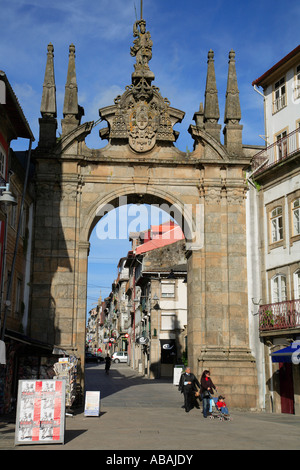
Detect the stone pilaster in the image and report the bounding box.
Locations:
[187,167,258,409]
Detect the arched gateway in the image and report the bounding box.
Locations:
[32,17,258,409]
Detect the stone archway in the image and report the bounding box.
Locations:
[31,21,258,409]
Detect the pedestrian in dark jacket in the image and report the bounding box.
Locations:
[178,367,201,412]
[200,370,217,418]
[105,354,112,375]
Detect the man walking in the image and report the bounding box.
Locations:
[178,367,201,412]
[105,354,112,375]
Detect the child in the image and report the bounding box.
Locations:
[216,396,229,415]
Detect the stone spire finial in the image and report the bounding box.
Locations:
[223,50,243,154]
[204,50,219,121]
[63,44,78,118]
[40,43,57,117]
[38,43,57,147]
[224,50,241,124]
[204,49,221,141]
[61,44,84,136]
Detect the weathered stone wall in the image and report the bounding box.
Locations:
[31,38,259,408]
[30,141,258,408]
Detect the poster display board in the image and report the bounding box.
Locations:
[173,365,184,385]
[84,391,100,416]
[15,379,66,445]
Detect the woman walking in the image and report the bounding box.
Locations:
[200,370,217,418]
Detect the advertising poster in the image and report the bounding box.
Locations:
[15,379,66,445]
[84,391,100,416]
[173,365,184,385]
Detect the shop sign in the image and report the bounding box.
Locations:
[139,336,149,345]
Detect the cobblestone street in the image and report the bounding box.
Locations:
[1,363,300,452]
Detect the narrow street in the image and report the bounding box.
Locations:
[1,362,300,451]
[84,362,182,410]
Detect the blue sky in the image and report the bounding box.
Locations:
[1,0,299,312]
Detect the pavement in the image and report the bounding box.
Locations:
[1,362,300,453]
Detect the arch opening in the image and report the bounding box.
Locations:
[85,196,194,380]
[85,190,202,250]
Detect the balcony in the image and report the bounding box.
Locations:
[251,128,300,176]
[259,299,300,333]
[272,94,286,114]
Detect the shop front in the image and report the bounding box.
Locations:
[270,342,300,415]
[0,330,58,415]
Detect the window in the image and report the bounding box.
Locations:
[296,65,300,100]
[9,201,17,229]
[0,145,5,178]
[273,77,286,113]
[15,278,22,314]
[20,206,27,238]
[294,270,300,300]
[161,281,175,298]
[271,206,283,243]
[161,313,176,330]
[292,198,300,236]
[276,131,287,160]
[271,274,287,303]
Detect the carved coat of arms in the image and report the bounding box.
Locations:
[128,101,158,152]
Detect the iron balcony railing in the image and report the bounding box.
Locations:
[251,128,300,176]
[259,299,300,332]
[273,94,286,114]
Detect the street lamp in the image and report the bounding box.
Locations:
[0,182,17,206]
[152,293,160,310]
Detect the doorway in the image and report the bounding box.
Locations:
[279,362,294,414]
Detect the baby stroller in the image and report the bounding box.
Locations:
[209,396,231,421]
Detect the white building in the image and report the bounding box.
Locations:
[247,45,300,415]
[252,44,300,167]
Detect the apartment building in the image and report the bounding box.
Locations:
[0,72,57,415]
[248,45,300,415]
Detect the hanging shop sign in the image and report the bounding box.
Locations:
[15,379,66,446]
[139,336,149,345]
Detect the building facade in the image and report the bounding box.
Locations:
[124,222,187,378]
[0,72,58,415]
[248,45,300,414]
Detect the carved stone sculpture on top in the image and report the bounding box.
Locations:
[130,19,153,80]
[99,16,184,153]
